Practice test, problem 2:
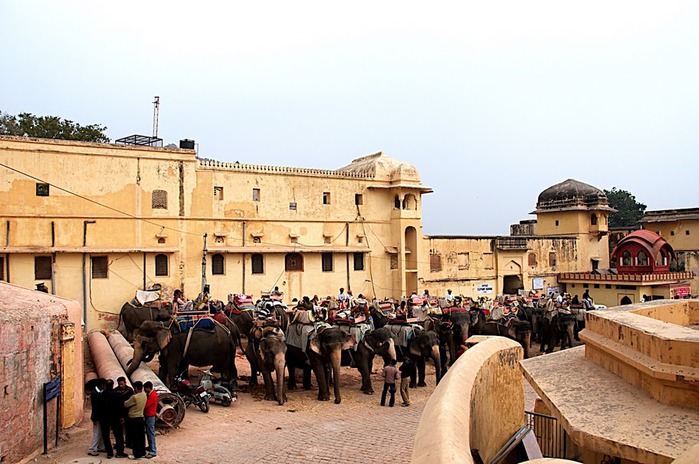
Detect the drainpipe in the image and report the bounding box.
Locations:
[51,221,56,295]
[143,253,147,290]
[345,222,351,291]
[82,220,96,327]
[242,222,246,294]
[5,220,10,283]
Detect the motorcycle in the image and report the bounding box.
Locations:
[173,372,211,413]
[199,369,236,407]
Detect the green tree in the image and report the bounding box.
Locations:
[0,111,109,143]
[604,187,647,228]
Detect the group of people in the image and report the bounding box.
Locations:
[87,377,158,460]
[380,358,415,408]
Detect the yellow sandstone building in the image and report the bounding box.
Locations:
[0,135,693,329]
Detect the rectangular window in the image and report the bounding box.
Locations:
[251,254,264,274]
[323,192,331,205]
[353,252,365,271]
[605,284,611,289]
[253,188,260,202]
[430,254,442,272]
[548,252,557,267]
[355,194,363,206]
[390,254,398,270]
[155,254,169,277]
[0,256,4,281]
[687,230,691,235]
[91,256,108,279]
[289,202,297,211]
[34,256,52,280]
[214,186,224,200]
[36,183,50,196]
[593,284,600,289]
[322,252,333,272]
[671,231,675,236]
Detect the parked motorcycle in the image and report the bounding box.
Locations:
[173,372,211,413]
[199,369,236,407]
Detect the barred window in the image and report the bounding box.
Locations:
[35,256,52,280]
[322,253,333,272]
[353,252,364,271]
[152,190,168,209]
[155,254,169,276]
[251,254,264,274]
[212,254,225,275]
[91,256,108,279]
[390,254,398,270]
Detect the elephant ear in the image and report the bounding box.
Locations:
[258,339,268,363]
[309,334,321,355]
[342,334,356,351]
[156,328,172,350]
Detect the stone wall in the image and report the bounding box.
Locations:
[411,337,525,464]
[0,282,83,463]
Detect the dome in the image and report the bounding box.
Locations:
[337,152,421,183]
[611,229,675,264]
[535,179,612,212]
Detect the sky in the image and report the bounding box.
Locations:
[2,1,698,235]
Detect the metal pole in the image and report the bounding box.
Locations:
[201,233,208,293]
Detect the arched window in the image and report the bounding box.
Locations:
[285,253,304,271]
[155,254,169,276]
[528,253,537,266]
[621,250,632,266]
[656,252,668,267]
[637,251,649,266]
[402,194,417,210]
[591,213,598,225]
[251,254,264,274]
[152,190,168,209]
[212,254,225,275]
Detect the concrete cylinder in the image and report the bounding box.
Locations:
[87,330,132,388]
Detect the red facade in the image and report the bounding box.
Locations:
[610,230,675,275]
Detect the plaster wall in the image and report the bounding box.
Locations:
[650,220,699,252]
[0,282,83,463]
[411,337,524,464]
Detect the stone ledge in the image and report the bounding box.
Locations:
[520,347,699,464]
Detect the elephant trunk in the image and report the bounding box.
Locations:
[566,324,575,349]
[387,339,397,362]
[331,348,342,404]
[431,345,442,385]
[459,323,470,343]
[274,352,286,406]
[126,345,144,377]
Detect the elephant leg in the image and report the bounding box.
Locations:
[287,363,297,390]
[310,356,329,401]
[260,365,276,401]
[439,345,448,377]
[245,345,259,386]
[302,366,312,390]
[415,356,427,387]
[330,349,342,404]
[358,353,374,394]
[566,324,574,349]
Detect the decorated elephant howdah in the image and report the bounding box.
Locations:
[127,318,239,389]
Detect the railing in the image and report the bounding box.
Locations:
[525,411,567,458]
[494,237,529,250]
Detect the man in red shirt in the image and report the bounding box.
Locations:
[143,382,158,458]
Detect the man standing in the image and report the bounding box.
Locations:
[399,359,414,407]
[124,381,147,460]
[114,377,134,448]
[104,379,127,458]
[380,359,400,407]
[143,381,158,458]
[87,379,106,457]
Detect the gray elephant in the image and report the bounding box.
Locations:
[540,312,575,353]
[126,319,239,390]
[404,330,443,388]
[339,327,397,395]
[286,325,354,404]
[423,317,455,373]
[246,325,287,405]
[118,301,172,343]
[472,312,532,358]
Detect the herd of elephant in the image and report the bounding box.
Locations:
[117,298,576,407]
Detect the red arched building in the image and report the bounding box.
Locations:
[610,230,675,275]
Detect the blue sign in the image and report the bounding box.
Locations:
[45,377,61,402]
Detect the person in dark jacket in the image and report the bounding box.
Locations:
[399,359,415,407]
[87,378,106,456]
[101,379,127,458]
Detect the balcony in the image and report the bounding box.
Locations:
[495,237,529,251]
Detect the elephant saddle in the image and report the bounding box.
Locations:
[175,315,218,333]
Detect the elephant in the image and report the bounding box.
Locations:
[246,325,287,405]
[339,327,397,395]
[286,326,354,403]
[445,310,473,348]
[472,313,532,359]
[117,301,172,343]
[390,328,442,388]
[127,319,239,390]
[540,312,575,353]
[423,317,455,373]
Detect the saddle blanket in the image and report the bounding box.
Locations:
[385,323,423,348]
[176,316,217,333]
[286,322,330,352]
[335,322,372,351]
[136,290,160,306]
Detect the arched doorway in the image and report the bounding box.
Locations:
[503,275,523,295]
[620,295,633,305]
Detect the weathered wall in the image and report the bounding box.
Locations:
[411,337,524,464]
[0,282,83,463]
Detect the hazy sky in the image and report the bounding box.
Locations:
[2,1,698,234]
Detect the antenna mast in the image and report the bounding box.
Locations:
[152,96,160,137]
